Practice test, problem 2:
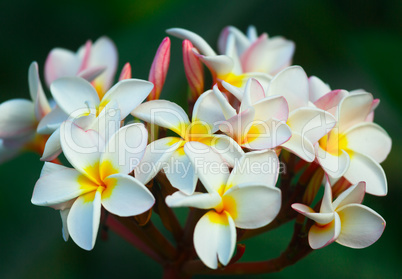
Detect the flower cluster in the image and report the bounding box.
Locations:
[0,26,391,276]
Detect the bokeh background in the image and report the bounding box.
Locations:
[0,0,401,278]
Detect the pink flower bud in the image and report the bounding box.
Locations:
[119,62,132,81]
[148,37,170,100]
[183,40,204,99]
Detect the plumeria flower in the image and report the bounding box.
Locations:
[212,78,292,150]
[217,25,295,76]
[0,62,51,163]
[167,27,272,90]
[166,142,281,269]
[315,92,391,196]
[40,76,153,161]
[292,180,385,249]
[263,66,337,162]
[32,115,154,250]
[45,36,118,99]
[132,90,244,195]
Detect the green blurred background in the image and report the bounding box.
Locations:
[0,0,401,278]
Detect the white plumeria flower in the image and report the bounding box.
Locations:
[40,77,153,161]
[32,118,154,250]
[0,62,51,163]
[212,78,292,150]
[292,180,385,249]
[45,36,118,99]
[166,27,272,90]
[316,92,391,196]
[166,142,281,269]
[264,66,337,162]
[217,25,295,76]
[132,90,244,195]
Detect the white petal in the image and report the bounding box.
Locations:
[40,127,62,161]
[164,147,197,195]
[291,203,335,224]
[316,144,350,179]
[344,122,391,163]
[40,161,69,177]
[287,107,336,145]
[241,35,295,75]
[332,182,365,210]
[320,181,333,214]
[309,212,341,249]
[60,121,104,184]
[242,119,291,150]
[37,106,68,134]
[336,204,385,248]
[219,108,255,144]
[50,77,99,116]
[193,211,236,269]
[88,36,118,94]
[198,54,234,76]
[60,208,70,241]
[184,141,230,194]
[218,26,250,56]
[166,191,221,209]
[252,95,289,122]
[192,90,227,133]
[87,101,121,143]
[223,183,281,229]
[132,100,190,138]
[227,150,279,188]
[32,167,97,206]
[281,131,315,162]
[100,123,148,179]
[44,48,81,87]
[134,137,182,185]
[308,76,331,102]
[101,173,154,216]
[28,62,51,120]
[167,28,217,56]
[343,152,387,196]
[337,92,373,133]
[67,190,102,250]
[207,134,244,168]
[221,80,244,101]
[267,66,309,111]
[239,78,265,112]
[212,85,237,119]
[0,99,35,139]
[101,79,153,119]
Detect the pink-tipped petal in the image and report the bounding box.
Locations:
[314,89,348,115]
[44,48,81,87]
[253,95,289,122]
